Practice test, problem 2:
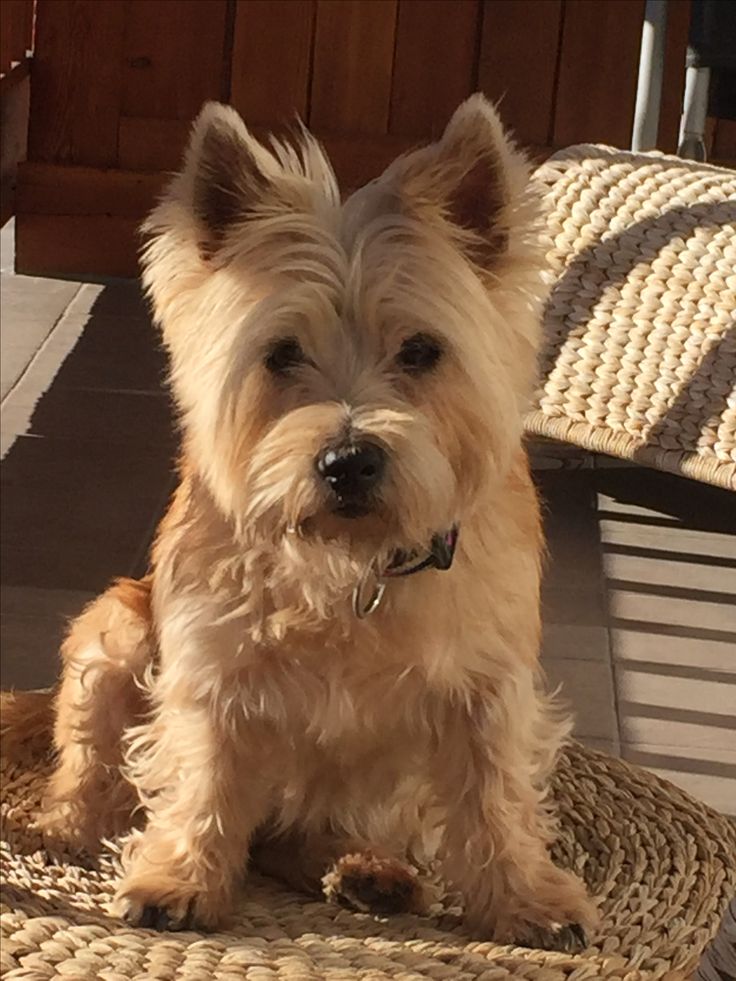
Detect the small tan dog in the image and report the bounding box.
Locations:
[40,94,597,950]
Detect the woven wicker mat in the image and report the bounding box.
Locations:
[2,741,735,981]
[526,145,736,491]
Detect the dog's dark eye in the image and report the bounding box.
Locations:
[265,337,305,374]
[396,333,443,374]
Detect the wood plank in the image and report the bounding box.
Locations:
[29,1,126,167]
[0,0,33,75]
[16,213,142,278]
[230,0,315,127]
[657,0,690,152]
[16,161,165,216]
[711,119,736,166]
[554,0,645,149]
[121,0,229,120]
[479,0,563,147]
[319,131,416,188]
[390,0,479,139]
[118,117,191,172]
[310,0,398,135]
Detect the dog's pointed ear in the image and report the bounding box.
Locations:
[436,95,521,256]
[179,102,274,255]
[388,94,530,265]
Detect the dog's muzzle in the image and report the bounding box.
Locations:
[316,440,386,518]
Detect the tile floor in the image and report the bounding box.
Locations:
[1,219,734,817]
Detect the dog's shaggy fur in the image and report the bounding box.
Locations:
[40,95,597,948]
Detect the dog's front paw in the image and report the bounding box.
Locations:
[116,897,194,931]
[505,875,599,952]
[112,875,225,931]
[464,863,599,951]
[322,851,426,916]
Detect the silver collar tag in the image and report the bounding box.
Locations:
[351,525,459,619]
[352,558,386,619]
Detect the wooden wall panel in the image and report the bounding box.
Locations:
[0,0,34,75]
[711,120,736,166]
[15,162,164,276]
[479,0,563,150]
[554,0,645,149]
[310,0,398,135]
[20,0,736,279]
[28,0,125,167]
[121,0,229,122]
[16,162,163,217]
[230,0,315,127]
[657,0,690,152]
[17,213,142,277]
[390,0,479,139]
[118,118,189,173]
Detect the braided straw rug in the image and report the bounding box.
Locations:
[2,730,735,981]
[526,145,736,490]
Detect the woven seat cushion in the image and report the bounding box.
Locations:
[2,738,734,980]
[526,145,736,490]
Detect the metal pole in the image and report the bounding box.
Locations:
[631,0,669,151]
[678,55,711,161]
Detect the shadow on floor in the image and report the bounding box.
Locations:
[1,281,177,688]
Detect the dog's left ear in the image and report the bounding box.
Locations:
[145,102,338,264]
[387,94,530,265]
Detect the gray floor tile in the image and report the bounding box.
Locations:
[608,585,736,637]
[1,614,66,690]
[0,275,81,399]
[541,622,610,662]
[602,547,736,596]
[542,657,619,743]
[0,586,93,690]
[601,519,736,561]
[0,585,93,620]
[542,584,608,627]
[609,624,734,672]
[615,661,735,751]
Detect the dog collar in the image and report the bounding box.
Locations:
[352,525,459,619]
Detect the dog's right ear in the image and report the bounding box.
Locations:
[178,102,275,256]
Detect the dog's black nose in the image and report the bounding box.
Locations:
[316,441,386,514]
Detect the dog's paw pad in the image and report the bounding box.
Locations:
[136,903,193,931]
[113,894,195,932]
[515,921,588,953]
[323,852,424,916]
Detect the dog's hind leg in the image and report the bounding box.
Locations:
[40,578,154,850]
[252,830,429,916]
